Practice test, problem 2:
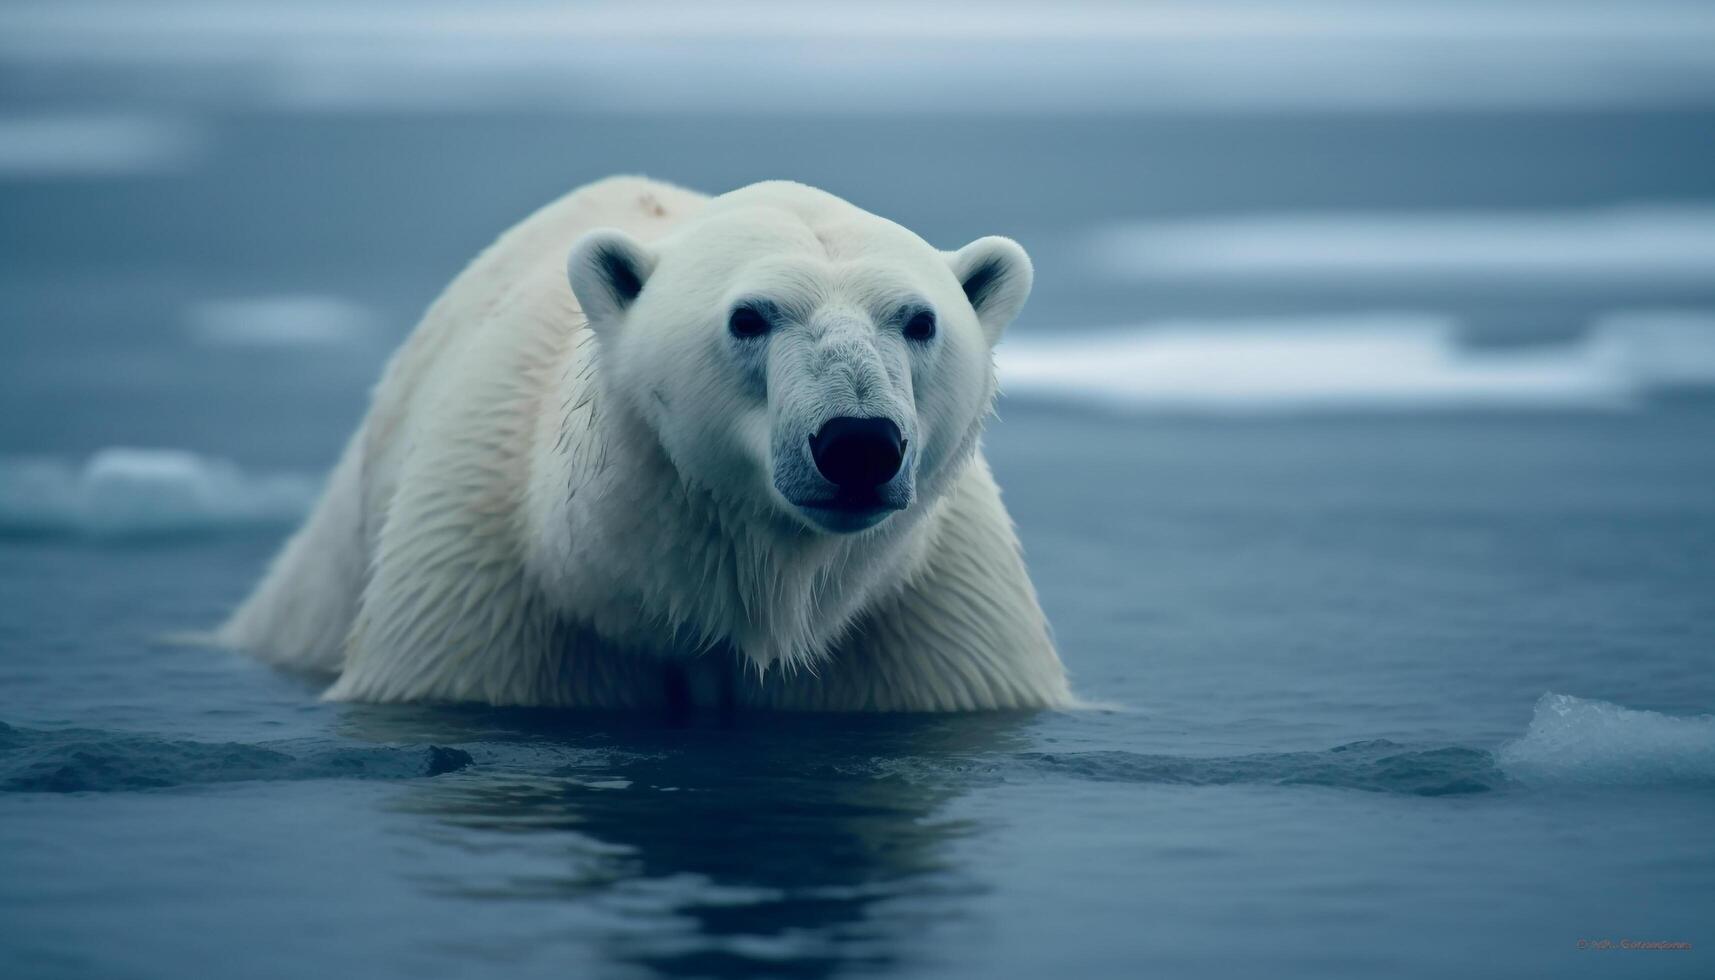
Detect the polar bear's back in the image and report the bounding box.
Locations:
[358,176,708,547]
[218,176,705,673]
[370,176,708,466]
[405,176,706,375]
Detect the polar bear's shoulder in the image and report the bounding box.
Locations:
[517,175,708,251]
[365,177,706,457]
[456,176,703,329]
[404,176,705,371]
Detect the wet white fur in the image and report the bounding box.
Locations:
[218,176,1072,710]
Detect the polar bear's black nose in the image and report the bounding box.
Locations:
[810,417,904,491]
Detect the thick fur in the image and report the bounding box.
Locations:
[218,176,1071,710]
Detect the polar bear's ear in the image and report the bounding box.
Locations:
[567,229,657,335]
[948,236,1033,347]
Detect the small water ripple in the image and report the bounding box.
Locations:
[0,720,471,792]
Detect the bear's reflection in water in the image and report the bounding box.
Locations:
[336,706,1034,978]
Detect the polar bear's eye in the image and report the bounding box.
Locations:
[728,305,772,339]
[903,310,937,342]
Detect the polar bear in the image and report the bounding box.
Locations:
[218,176,1071,711]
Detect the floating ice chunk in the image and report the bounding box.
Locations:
[0,115,205,178]
[1497,693,1715,787]
[1088,205,1715,286]
[0,448,318,538]
[185,295,379,348]
[998,315,1625,413]
[998,311,1715,414]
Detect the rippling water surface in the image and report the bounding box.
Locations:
[4,401,1713,979]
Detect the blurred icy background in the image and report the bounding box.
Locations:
[4,0,1715,494]
[2,5,1714,980]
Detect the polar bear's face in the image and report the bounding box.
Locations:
[568,183,1032,535]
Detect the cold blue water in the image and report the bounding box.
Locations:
[3,406,1713,979]
[5,28,1715,979]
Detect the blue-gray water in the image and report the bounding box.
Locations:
[3,406,1714,978]
[5,31,1715,980]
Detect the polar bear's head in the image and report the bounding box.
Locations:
[567,182,1031,535]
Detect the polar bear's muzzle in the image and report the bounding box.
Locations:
[809,416,904,491]
[773,414,915,534]
[763,311,919,533]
